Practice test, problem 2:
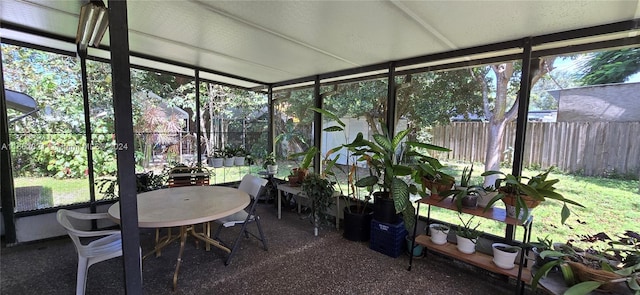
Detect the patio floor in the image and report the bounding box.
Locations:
[1,201,534,295]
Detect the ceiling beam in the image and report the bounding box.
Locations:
[389,0,457,50]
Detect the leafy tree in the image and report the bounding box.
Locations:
[578,48,640,85]
[397,70,484,126]
[474,58,557,182]
[529,67,579,111]
[273,88,314,157]
[178,82,267,160]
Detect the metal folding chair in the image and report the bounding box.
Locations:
[212,174,268,265]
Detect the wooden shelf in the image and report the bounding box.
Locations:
[414,234,532,284]
[419,197,528,226]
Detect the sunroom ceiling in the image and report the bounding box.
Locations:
[1,0,640,89]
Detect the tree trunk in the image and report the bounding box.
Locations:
[481,58,555,187]
[484,120,507,186]
[483,63,514,187]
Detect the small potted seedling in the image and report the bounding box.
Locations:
[263,152,278,174]
[455,215,481,254]
[429,223,450,245]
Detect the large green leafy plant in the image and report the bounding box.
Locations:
[344,121,450,231]
[301,173,336,228]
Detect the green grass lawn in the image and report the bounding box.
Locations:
[13,177,90,206]
[12,165,266,207]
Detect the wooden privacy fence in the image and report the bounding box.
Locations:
[431,121,640,177]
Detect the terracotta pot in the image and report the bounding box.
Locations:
[421,177,453,200]
[288,175,300,186]
[500,189,541,208]
[292,168,308,182]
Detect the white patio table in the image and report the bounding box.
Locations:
[108,185,249,290]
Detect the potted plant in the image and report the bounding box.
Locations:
[288,146,318,185]
[223,146,235,167]
[345,121,450,231]
[411,152,455,201]
[492,243,521,269]
[210,149,224,168]
[532,230,640,294]
[478,185,498,208]
[528,235,557,268]
[307,107,373,241]
[455,215,481,254]
[441,164,484,212]
[481,168,584,224]
[429,223,450,245]
[287,170,300,186]
[301,173,336,236]
[263,152,278,174]
[234,146,247,166]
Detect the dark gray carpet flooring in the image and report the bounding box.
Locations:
[1,202,524,295]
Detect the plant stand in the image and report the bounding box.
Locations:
[407,197,533,295]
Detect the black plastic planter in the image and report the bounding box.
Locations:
[343,206,373,242]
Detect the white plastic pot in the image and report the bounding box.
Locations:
[456,235,476,254]
[234,156,245,166]
[429,224,450,245]
[266,165,278,174]
[211,158,224,168]
[224,157,235,167]
[478,191,497,208]
[492,243,520,269]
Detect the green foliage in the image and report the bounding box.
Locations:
[528,235,554,251]
[345,120,450,231]
[409,143,455,195]
[95,178,117,200]
[456,215,482,240]
[460,164,473,187]
[532,231,640,295]
[578,48,640,85]
[301,173,335,227]
[396,71,484,126]
[3,45,118,178]
[262,152,277,169]
[288,146,318,170]
[481,168,584,224]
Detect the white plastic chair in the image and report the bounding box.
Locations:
[212,174,268,265]
[56,209,125,295]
